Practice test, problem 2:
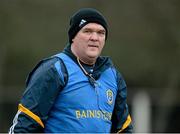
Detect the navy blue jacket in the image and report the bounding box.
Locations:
[9,44,133,133]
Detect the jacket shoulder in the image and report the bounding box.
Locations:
[26,56,67,86]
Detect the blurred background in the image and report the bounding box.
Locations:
[0,0,180,132]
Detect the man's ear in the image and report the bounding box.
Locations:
[72,39,74,42]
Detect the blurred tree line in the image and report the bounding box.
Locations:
[0,0,180,132]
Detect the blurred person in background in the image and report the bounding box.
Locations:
[9,8,133,133]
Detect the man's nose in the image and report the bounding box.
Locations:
[90,32,99,41]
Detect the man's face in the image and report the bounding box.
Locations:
[72,23,106,63]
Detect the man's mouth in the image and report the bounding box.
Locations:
[88,44,98,48]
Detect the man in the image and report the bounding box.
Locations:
[9,8,133,133]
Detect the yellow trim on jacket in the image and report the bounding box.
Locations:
[118,115,132,132]
[18,104,44,128]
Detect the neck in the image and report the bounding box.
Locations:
[78,57,96,65]
[71,46,96,65]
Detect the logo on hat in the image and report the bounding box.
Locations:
[79,19,87,27]
[106,89,113,105]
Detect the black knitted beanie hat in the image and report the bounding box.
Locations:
[68,8,108,43]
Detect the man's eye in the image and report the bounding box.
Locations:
[98,31,105,35]
[84,30,91,33]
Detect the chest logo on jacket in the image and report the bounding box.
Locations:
[106,89,113,105]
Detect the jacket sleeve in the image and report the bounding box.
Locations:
[111,70,133,133]
[9,57,67,133]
